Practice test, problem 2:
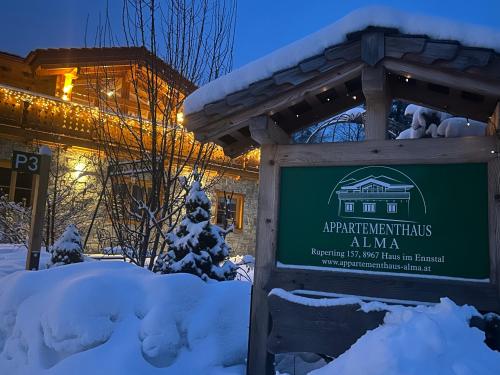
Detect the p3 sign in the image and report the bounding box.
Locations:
[12,151,41,174]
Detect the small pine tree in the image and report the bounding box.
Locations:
[154,174,236,281]
[48,224,84,267]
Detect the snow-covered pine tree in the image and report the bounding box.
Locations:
[154,174,236,281]
[48,224,85,267]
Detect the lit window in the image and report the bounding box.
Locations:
[387,203,397,213]
[344,202,354,212]
[363,202,376,213]
[215,191,244,230]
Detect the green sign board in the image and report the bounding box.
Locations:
[277,163,490,280]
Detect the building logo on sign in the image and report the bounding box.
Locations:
[328,166,427,223]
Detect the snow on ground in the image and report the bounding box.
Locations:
[273,289,500,375]
[184,6,500,114]
[0,244,50,278]
[1,247,499,374]
[0,261,250,375]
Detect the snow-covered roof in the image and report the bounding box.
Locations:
[339,175,413,191]
[185,6,500,115]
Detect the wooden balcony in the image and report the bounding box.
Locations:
[0,84,259,177]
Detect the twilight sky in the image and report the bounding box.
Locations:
[0,0,498,69]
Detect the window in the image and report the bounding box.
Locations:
[0,162,33,206]
[387,202,397,213]
[110,180,152,219]
[215,191,244,230]
[344,202,354,212]
[363,202,376,213]
[0,166,10,198]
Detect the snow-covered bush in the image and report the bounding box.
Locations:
[231,254,255,282]
[48,224,84,267]
[0,195,30,244]
[154,174,237,281]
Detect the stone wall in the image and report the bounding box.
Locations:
[1,139,259,256]
[208,176,258,256]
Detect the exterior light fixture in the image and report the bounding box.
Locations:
[176,112,184,124]
[73,162,87,181]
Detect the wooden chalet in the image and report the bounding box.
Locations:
[0,47,260,254]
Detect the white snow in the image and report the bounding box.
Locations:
[310,298,500,375]
[0,261,250,374]
[438,117,487,138]
[396,104,487,140]
[185,6,500,115]
[272,289,500,375]
[0,250,499,374]
[0,244,50,278]
[39,145,52,156]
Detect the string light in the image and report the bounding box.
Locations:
[0,84,261,166]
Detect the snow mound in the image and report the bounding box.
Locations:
[0,244,50,278]
[0,262,250,374]
[300,296,500,375]
[185,6,500,114]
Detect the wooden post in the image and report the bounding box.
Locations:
[26,148,51,270]
[488,102,500,136]
[8,170,17,201]
[362,66,391,140]
[249,116,290,145]
[247,116,289,375]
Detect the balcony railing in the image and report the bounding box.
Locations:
[0,83,260,175]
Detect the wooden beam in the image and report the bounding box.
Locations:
[488,102,500,136]
[390,79,496,122]
[272,136,497,166]
[383,59,500,98]
[247,144,280,375]
[188,62,366,140]
[361,32,385,66]
[362,66,391,140]
[267,293,386,357]
[249,116,290,145]
[268,267,500,312]
[489,156,500,302]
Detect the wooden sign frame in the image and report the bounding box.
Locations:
[247,135,500,374]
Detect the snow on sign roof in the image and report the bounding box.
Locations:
[184,6,500,115]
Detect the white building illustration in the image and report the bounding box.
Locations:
[336,175,414,218]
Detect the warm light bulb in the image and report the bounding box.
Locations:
[62,94,69,101]
[63,84,73,94]
[176,112,184,124]
[106,91,114,97]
